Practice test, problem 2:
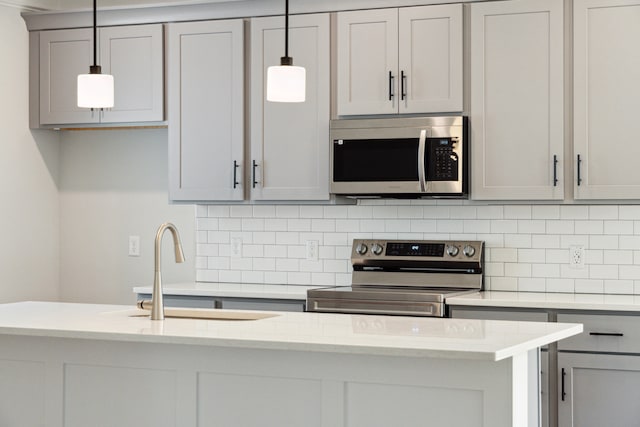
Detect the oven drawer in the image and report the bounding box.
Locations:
[306,298,443,317]
[557,312,640,353]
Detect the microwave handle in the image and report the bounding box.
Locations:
[418,130,427,192]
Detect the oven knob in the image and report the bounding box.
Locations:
[446,245,459,257]
[355,243,368,255]
[371,243,384,255]
[463,245,476,257]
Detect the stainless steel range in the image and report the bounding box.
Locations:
[306,239,484,317]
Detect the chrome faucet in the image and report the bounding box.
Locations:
[151,222,185,320]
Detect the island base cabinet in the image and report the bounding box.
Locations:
[558,352,640,427]
[0,334,536,427]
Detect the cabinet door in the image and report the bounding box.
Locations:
[99,24,164,123]
[250,14,330,201]
[573,0,640,199]
[336,8,398,115]
[558,352,640,427]
[470,0,564,200]
[39,28,98,125]
[398,4,463,113]
[167,20,244,201]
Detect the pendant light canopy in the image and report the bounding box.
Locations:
[77,0,114,109]
[266,0,306,103]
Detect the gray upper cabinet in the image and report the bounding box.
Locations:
[36,24,164,127]
[249,13,331,201]
[573,0,640,199]
[470,0,564,200]
[336,4,462,116]
[167,19,245,202]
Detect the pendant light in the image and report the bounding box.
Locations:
[77,0,114,109]
[266,0,306,102]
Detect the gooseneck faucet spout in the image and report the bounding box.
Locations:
[151,222,185,320]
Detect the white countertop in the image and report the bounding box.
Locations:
[447,291,640,312]
[0,301,581,362]
[133,282,312,300]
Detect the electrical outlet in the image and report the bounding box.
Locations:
[128,235,140,257]
[569,245,585,269]
[306,240,319,261]
[231,237,242,258]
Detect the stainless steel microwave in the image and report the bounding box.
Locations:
[330,116,468,198]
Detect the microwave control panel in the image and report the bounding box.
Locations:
[427,138,459,181]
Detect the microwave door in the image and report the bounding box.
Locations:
[331,137,423,194]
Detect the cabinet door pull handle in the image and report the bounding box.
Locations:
[252,160,259,188]
[233,160,240,189]
[553,155,558,186]
[388,71,395,101]
[577,154,582,186]
[589,332,624,337]
[401,70,407,101]
[561,368,566,401]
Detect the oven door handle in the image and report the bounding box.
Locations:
[418,129,427,192]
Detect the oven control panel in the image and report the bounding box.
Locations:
[352,239,483,262]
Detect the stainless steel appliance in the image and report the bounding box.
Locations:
[330,116,468,198]
[306,239,483,317]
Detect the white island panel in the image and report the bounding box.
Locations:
[0,302,581,427]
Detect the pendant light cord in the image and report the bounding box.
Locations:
[92,0,97,67]
[284,0,289,58]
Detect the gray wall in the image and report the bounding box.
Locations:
[0,4,60,303]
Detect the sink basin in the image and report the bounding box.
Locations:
[130,306,279,321]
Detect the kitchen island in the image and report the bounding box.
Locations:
[0,302,581,427]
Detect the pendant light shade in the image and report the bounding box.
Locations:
[77,0,114,109]
[78,68,114,108]
[266,0,306,103]
[267,64,305,102]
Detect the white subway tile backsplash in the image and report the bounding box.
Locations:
[589,205,618,220]
[491,277,518,291]
[575,279,604,294]
[619,235,640,250]
[218,218,241,231]
[504,205,532,219]
[504,263,531,277]
[532,234,560,249]
[532,263,560,278]
[590,235,619,249]
[560,205,589,220]
[410,219,437,232]
[299,205,323,218]
[532,205,560,220]
[504,234,530,248]
[207,205,230,217]
[463,220,491,233]
[604,280,634,295]
[517,220,546,234]
[604,221,633,235]
[436,220,463,233]
[589,265,618,280]
[575,220,604,235]
[194,202,640,293]
[253,205,276,218]
[491,248,518,263]
[547,278,575,293]
[518,249,546,263]
[619,206,640,220]
[603,250,633,265]
[518,278,546,292]
[491,220,518,234]
[477,205,504,219]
